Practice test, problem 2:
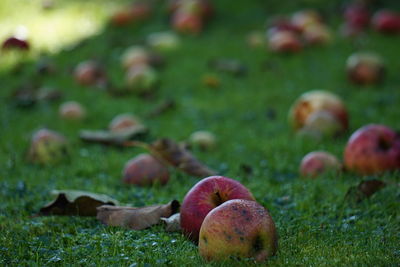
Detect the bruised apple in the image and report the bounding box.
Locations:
[180,176,255,242]
[344,124,400,175]
[172,11,203,34]
[122,154,169,186]
[74,60,105,86]
[28,129,69,165]
[346,52,386,85]
[199,199,277,262]
[300,151,341,178]
[289,90,349,133]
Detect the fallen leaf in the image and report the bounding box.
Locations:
[97,200,180,230]
[39,190,119,216]
[79,125,148,146]
[149,138,217,177]
[345,179,386,203]
[160,213,181,232]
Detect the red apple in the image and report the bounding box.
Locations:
[2,37,30,51]
[268,17,302,34]
[346,52,385,85]
[288,90,349,133]
[28,129,69,165]
[111,1,152,26]
[344,124,400,175]
[268,30,302,53]
[344,3,370,30]
[59,101,86,120]
[180,176,255,242]
[372,10,400,34]
[168,0,213,19]
[172,11,203,34]
[74,60,106,86]
[300,151,341,178]
[122,154,169,186]
[108,113,141,133]
[199,199,277,262]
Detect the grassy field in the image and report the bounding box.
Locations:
[1,0,399,266]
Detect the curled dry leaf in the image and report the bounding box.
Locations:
[160,213,181,232]
[97,200,180,230]
[345,179,386,203]
[79,124,148,146]
[39,190,118,216]
[149,138,217,177]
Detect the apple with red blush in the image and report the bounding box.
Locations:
[346,52,385,85]
[300,151,341,178]
[372,10,400,34]
[180,176,255,242]
[344,124,400,175]
[199,199,277,262]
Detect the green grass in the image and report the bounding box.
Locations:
[1,0,400,266]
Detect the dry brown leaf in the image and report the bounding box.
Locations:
[160,213,181,232]
[96,200,180,230]
[39,190,118,216]
[149,138,217,177]
[345,179,386,203]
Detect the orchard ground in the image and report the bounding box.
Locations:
[0,0,399,266]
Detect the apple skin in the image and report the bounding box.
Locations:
[59,101,86,120]
[199,199,277,262]
[300,151,341,178]
[111,1,151,26]
[2,37,30,50]
[372,10,400,34]
[125,65,158,95]
[344,124,400,175]
[172,11,203,34]
[180,176,255,242]
[346,52,385,85]
[28,129,69,165]
[122,154,169,186]
[268,30,302,53]
[302,110,343,137]
[74,61,105,86]
[303,24,332,45]
[289,90,349,133]
[291,10,321,32]
[168,0,213,19]
[344,3,370,30]
[108,113,141,133]
[121,46,150,70]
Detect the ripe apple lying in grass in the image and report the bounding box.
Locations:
[344,124,400,175]
[121,46,150,70]
[344,3,370,30]
[199,199,277,262]
[28,129,69,165]
[300,151,341,178]
[303,24,332,45]
[59,101,86,120]
[289,90,349,133]
[268,30,302,53]
[125,65,159,95]
[111,1,152,26]
[180,176,255,242]
[189,130,217,150]
[168,0,214,19]
[291,10,321,31]
[108,113,141,133]
[372,10,400,34]
[146,31,180,52]
[122,154,169,186]
[300,110,343,138]
[74,60,105,86]
[2,37,30,50]
[172,11,203,34]
[346,52,385,85]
